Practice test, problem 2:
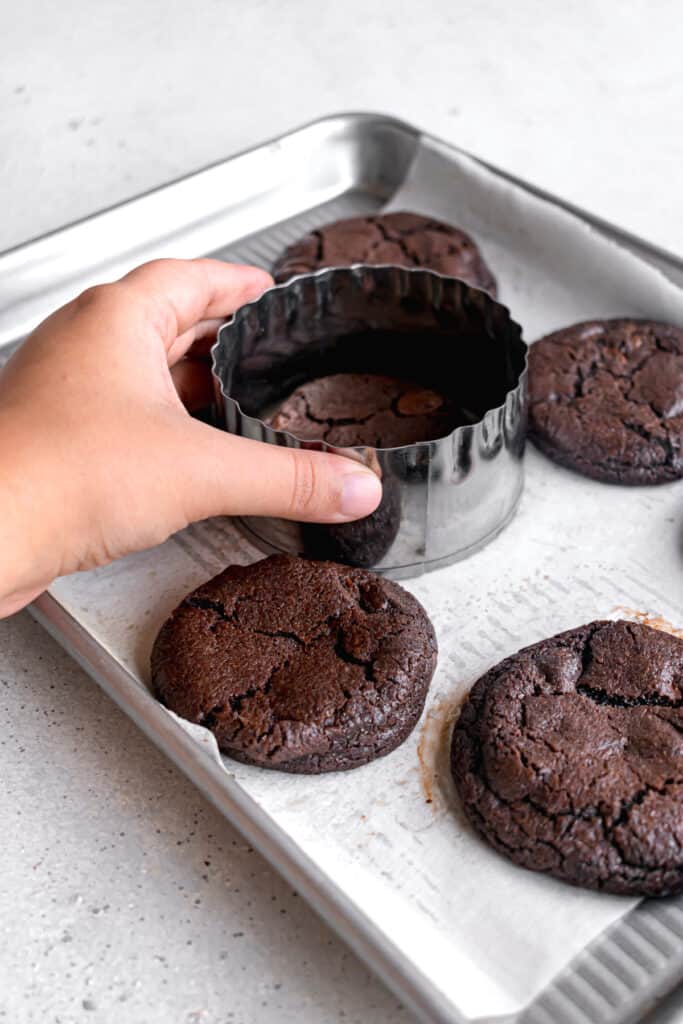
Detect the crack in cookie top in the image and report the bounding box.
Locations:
[451,619,683,896]
[528,319,683,484]
[152,555,437,774]
[268,373,463,448]
[272,211,497,295]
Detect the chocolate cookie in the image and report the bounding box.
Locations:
[152,555,437,773]
[301,472,401,568]
[451,620,683,896]
[269,373,461,448]
[529,319,683,484]
[272,211,497,295]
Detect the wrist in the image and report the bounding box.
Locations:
[0,408,69,615]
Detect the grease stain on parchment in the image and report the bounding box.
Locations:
[417,693,468,812]
[614,606,683,639]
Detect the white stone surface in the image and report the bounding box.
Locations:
[1,1,682,1022]
[0,613,407,1023]
[2,0,682,256]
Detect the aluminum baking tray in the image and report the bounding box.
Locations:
[2,113,683,1024]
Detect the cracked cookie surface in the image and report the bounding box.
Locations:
[269,373,460,448]
[528,319,683,484]
[272,211,497,295]
[152,555,437,774]
[451,620,683,896]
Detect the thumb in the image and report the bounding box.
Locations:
[180,421,383,524]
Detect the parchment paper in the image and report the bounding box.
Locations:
[50,139,683,1020]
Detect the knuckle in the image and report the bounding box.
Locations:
[288,451,320,517]
[141,257,178,276]
[74,282,117,313]
[145,296,177,343]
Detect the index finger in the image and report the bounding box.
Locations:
[120,257,273,363]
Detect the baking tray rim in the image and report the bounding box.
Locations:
[1,109,681,282]
[7,109,683,1024]
[28,591,463,1024]
[0,111,419,261]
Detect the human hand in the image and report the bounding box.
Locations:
[0,258,382,616]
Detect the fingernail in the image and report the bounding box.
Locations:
[340,471,382,519]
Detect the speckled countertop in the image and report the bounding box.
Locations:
[1,2,682,1022]
[0,614,407,1023]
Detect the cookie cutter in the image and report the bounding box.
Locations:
[211,265,528,579]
